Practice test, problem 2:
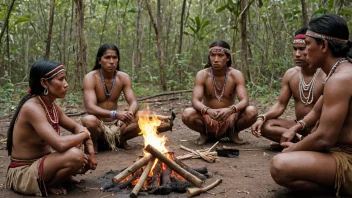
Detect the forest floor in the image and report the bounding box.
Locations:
[0,93,341,198]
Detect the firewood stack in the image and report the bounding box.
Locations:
[112,144,211,197]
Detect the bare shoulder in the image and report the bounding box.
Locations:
[116,71,132,82]
[21,97,44,118]
[195,68,209,79]
[283,67,299,80]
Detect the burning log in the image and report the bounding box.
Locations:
[174,158,207,181]
[113,154,152,184]
[186,179,222,197]
[145,144,203,187]
[130,158,155,198]
[118,170,142,189]
[149,160,162,189]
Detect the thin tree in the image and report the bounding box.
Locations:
[301,0,309,26]
[74,0,87,89]
[0,0,16,53]
[136,0,142,72]
[100,0,110,45]
[240,0,252,83]
[44,0,56,59]
[146,0,167,91]
[178,0,186,54]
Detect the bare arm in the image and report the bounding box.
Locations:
[233,71,249,112]
[263,69,294,119]
[283,76,349,151]
[121,73,139,115]
[83,72,110,118]
[26,103,90,153]
[191,70,207,112]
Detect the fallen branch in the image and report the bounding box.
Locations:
[186,179,222,197]
[130,158,155,198]
[137,90,192,101]
[66,111,86,117]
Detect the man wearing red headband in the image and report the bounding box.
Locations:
[182,40,257,145]
[251,27,326,147]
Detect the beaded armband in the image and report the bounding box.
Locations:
[297,120,307,130]
[110,110,117,120]
[257,114,266,122]
[201,106,210,115]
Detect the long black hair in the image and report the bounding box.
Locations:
[92,43,120,71]
[308,14,352,60]
[7,60,61,155]
[204,40,232,68]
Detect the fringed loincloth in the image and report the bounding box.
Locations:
[6,156,48,196]
[203,113,238,138]
[101,120,122,150]
[329,145,352,196]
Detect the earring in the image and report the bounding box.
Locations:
[44,88,48,95]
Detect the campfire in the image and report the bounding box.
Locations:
[111,110,210,197]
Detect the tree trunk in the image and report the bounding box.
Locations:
[44,0,56,59]
[146,0,167,91]
[0,0,16,57]
[240,0,251,83]
[300,0,308,26]
[74,0,87,89]
[135,0,142,79]
[100,1,110,45]
[178,0,186,54]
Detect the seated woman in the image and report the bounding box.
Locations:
[6,60,97,196]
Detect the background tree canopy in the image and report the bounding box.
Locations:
[0,0,352,115]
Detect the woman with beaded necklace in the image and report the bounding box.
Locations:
[271,14,352,196]
[6,60,97,196]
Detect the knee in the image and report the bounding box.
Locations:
[81,115,100,129]
[261,120,274,136]
[270,154,290,186]
[182,108,195,124]
[244,105,258,120]
[64,147,85,168]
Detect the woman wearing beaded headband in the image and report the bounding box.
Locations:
[182,40,257,145]
[251,27,325,147]
[271,15,352,196]
[6,60,97,196]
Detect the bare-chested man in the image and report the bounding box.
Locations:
[6,60,97,196]
[251,27,325,143]
[271,14,352,196]
[81,43,173,152]
[182,40,257,145]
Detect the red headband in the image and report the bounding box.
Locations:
[294,34,306,40]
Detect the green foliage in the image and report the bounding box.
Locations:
[0,83,27,116]
[185,15,217,41]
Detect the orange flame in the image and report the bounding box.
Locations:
[137,107,168,155]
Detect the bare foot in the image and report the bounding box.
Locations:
[70,175,85,184]
[194,133,208,145]
[229,130,245,145]
[119,141,133,150]
[48,185,67,195]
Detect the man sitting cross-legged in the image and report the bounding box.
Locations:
[182,40,257,145]
[251,27,325,144]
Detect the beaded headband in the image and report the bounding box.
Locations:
[44,65,66,80]
[293,34,306,44]
[209,47,231,55]
[306,30,348,44]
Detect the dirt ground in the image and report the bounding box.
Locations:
[0,94,341,198]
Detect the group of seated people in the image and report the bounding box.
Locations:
[5,14,352,196]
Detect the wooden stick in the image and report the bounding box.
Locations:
[130,158,155,198]
[180,145,214,163]
[113,154,152,184]
[145,144,203,187]
[174,157,207,181]
[186,179,222,197]
[205,141,219,152]
[176,152,217,160]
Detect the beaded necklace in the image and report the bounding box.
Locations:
[324,58,348,84]
[37,95,60,135]
[210,67,229,101]
[299,68,320,105]
[99,69,117,100]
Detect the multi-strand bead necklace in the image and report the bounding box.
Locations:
[210,67,228,101]
[299,68,320,105]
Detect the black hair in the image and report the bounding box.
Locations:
[7,59,61,155]
[308,14,352,59]
[92,43,120,71]
[205,40,232,68]
[295,27,308,36]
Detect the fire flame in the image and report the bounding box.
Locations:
[137,108,168,154]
